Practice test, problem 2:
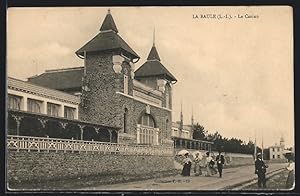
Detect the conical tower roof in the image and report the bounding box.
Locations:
[147,46,161,61]
[76,9,139,60]
[99,9,118,33]
[135,44,177,82]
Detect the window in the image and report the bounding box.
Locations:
[47,102,60,117]
[27,98,42,113]
[166,119,169,131]
[139,127,155,144]
[8,94,22,110]
[273,155,275,159]
[138,114,155,128]
[64,106,75,119]
[138,113,156,144]
[166,92,169,108]
[124,108,128,133]
[124,75,128,94]
[277,155,280,159]
[273,148,275,152]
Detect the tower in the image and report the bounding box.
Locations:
[280,135,285,148]
[134,29,177,110]
[76,9,140,127]
[191,106,194,128]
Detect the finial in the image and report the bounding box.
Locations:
[108,9,111,14]
[153,26,155,47]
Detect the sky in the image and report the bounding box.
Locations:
[7,6,294,148]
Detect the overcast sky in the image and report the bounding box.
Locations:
[7,6,294,148]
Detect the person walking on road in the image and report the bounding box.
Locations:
[181,153,192,176]
[193,152,202,176]
[205,152,217,176]
[255,153,268,188]
[216,150,225,178]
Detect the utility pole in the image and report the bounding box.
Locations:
[262,134,264,160]
[254,130,257,160]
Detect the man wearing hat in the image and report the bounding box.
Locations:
[255,153,268,188]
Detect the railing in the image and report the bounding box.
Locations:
[7,135,174,156]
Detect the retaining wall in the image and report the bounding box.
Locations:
[7,150,175,189]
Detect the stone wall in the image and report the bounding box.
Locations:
[79,51,172,145]
[7,150,175,189]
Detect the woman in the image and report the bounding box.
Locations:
[204,152,212,176]
[194,153,202,176]
[181,153,192,176]
[285,154,295,189]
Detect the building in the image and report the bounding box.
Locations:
[172,122,193,139]
[268,136,285,160]
[13,9,177,146]
[171,105,213,152]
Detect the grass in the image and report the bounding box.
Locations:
[242,170,293,191]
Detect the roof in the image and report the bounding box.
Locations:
[8,77,80,105]
[100,9,118,33]
[172,122,192,131]
[135,45,177,82]
[28,67,84,91]
[134,60,177,82]
[76,10,139,60]
[147,46,160,61]
[76,31,139,59]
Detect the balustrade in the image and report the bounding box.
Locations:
[7,135,174,156]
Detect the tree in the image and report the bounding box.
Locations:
[192,123,207,140]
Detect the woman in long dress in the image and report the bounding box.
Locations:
[285,154,295,189]
[181,153,192,176]
[194,153,202,176]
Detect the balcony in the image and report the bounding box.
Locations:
[7,110,120,143]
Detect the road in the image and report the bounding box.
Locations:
[79,163,286,191]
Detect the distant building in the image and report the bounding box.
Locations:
[268,136,285,160]
[171,105,213,152]
[172,122,193,139]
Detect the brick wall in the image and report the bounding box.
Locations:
[7,151,175,188]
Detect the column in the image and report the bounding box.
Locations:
[42,101,47,115]
[179,139,182,149]
[60,104,65,118]
[74,106,79,120]
[108,130,112,142]
[155,128,159,145]
[23,96,28,111]
[13,116,22,136]
[79,125,85,140]
[136,125,140,144]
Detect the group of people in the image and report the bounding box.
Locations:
[253,152,294,189]
[181,151,225,178]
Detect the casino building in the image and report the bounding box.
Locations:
[8,9,177,146]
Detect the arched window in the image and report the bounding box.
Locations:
[124,108,128,133]
[137,113,157,144]
[138,114,156,128]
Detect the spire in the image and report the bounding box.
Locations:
[147,28,161,61]
[191,105,194,127]
[100,9,118,33]
[180,100,183,131]
[153,27,156,47]
[254,131,257,160]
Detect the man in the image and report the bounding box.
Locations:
[216,150,225,178]
[255,153,268,188]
